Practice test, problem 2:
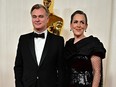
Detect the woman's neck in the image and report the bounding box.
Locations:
[74,35,86,44]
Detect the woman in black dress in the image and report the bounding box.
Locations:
[64,10,106,87]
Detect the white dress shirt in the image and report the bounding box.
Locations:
[34,30,47,65]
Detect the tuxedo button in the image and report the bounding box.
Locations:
[37,76,39,79]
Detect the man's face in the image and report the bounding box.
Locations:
[31,8,49,32]
[43,0,51,8]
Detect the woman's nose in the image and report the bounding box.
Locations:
[77,23,81,27]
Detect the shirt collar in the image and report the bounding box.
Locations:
[34,29,48,39]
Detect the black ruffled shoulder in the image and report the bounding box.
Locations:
[64,36,106,60]
[64,38,77,60]
[88,36,106,58]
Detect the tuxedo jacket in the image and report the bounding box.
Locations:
[14,31,64,87]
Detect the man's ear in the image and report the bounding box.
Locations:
[47,17,49,23]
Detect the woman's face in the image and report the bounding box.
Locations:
[70,14,88,37]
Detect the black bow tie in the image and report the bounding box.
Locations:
[33,33,45,38]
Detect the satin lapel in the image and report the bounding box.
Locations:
[29,33,38,65]
[39,32,51,66]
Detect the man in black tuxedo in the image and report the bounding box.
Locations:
[14,4,64,87]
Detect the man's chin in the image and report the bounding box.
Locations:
[34,26,41,30]
[35,28,41,30]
